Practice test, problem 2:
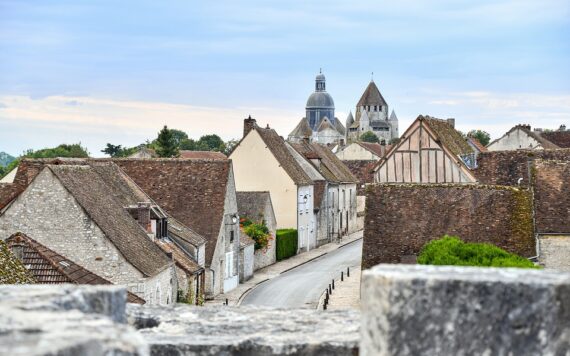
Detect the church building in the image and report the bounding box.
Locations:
[346,80,399,144]
[288,71,346,145]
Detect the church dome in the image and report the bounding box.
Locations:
[306,91,335,109]
[316,73,325,81]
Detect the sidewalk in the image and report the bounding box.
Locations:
[317,266,361,310]
[205,230,363,306]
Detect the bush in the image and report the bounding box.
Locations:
[276,229,298,261]
[418,236,538,268]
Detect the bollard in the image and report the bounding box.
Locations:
[347,267,350,277]
[332,279,335,290]
[225,298,228,306]
[329,284,332,295]
[323,301,327,310]
[341,271,344,282]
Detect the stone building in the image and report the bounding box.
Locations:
[231,118,318,253]
[373,115,477,183]
[336,142,391,161]
[288,72,346,145]
[289,141,359,243]
[0,162,177,305]
[346,80,398,143]
[238,234,255,282]
[114,158,240,299]
[236,191,277,271]
[487,124,570,151]
[4,232,145,304]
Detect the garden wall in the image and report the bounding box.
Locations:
[362,184,535,269]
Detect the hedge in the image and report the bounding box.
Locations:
[276,229,298,261]
[418,236,538,268]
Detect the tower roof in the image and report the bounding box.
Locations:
[357,81,387,107]
[306,92,335,108]
[389,110,398,121]
[346,111,354,125]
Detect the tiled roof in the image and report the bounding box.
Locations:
[357,81,387,107]
[0,183,22,210]
[343,160,376,185]
[290,142,358,184]
[48,163,172,277]
[422,116,474,157]
[154,238,202,275]
[540,131,570,148]
[179,151,227,160]
[0,238,35,284]
[467,136,488,153]
[256,127,313,185]
[236,191,273,222]
[288,118,313,138]
[532,160,570,234]
[4,233,144,304]
[357,142,391,158]
[113,159,232,266]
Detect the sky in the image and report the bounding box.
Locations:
[1,0,569,157]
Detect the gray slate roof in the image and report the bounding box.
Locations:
[357,81,387,107]
[288,117,313,138]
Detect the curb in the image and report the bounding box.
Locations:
[236,278,270,306]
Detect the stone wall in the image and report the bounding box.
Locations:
[474,149,570,186]
[539,235,570,271]
[363,184,535,268]
[361,264,570,356]
[532,160,570,233]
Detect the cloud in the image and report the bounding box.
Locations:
[0,102,7,109]
[0,95,299,156]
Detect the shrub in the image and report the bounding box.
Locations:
[241,217,271,250]
[276,229,298,261]
[418,236,538,268]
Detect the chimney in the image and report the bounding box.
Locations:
[305,151,321,169]
[137,202,152,233]
[446,118,455,128]
[243,115,257,138]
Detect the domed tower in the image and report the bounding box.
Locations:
[306,70,335,130]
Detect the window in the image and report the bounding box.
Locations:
[225,252,234,277]
[230,230,234,243]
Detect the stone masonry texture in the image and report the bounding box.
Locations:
[363,183,535,268]
[361,264,570,356]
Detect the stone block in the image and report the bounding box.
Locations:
[0,285,147,356]
[127,304,360,355]
[361,264,570,356]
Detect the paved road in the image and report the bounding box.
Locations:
[241,239,362,308]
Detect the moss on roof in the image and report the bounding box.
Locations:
[0,239,36,284]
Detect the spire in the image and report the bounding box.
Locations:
[371,72,374,82]
[389,110,398,121]
[315,70,326,92]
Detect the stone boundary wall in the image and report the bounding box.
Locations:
[363,184,535,268]
[532,160,570,234]
[474,149,570,186]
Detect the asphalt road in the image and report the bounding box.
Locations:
[241,239,362,308]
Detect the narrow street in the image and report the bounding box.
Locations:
[241,239,362,308]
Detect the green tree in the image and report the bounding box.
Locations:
[197,134,226,152]
[179,138,197,150]
[101,143,138,157]
[169,129,189,147]
[224,139,239,155]
[467,130,491,146]
[360,131,380,143]
[155,125,179,157]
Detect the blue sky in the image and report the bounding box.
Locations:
[1,0,569,156]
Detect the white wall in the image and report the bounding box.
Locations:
[487,128,544,151]
[297,185,316,252]
[336,143,380,161]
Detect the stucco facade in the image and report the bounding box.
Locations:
[336,143,381,161]
[0,169,176,305]
[487,127,546,151]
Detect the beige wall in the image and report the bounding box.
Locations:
[336,143,379,161]
[487,128,544,151]
[230,130,298,230]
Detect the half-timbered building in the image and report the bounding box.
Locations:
[373,115,477,184]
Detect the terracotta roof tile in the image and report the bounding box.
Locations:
[48,163,172,277]
[467,136,488,152]
[5,232,144,304]
[290,142,358,183]
[422,116,474,157]
[532,160,570,233]
[179,151,227,160]
[113,159,232,266]
[357,142,391,158]
[0,183,22,210]
[540,131,570,148]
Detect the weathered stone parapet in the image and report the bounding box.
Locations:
[127,304,360,355]
[0,285,147,355]
[361,264,570,356]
